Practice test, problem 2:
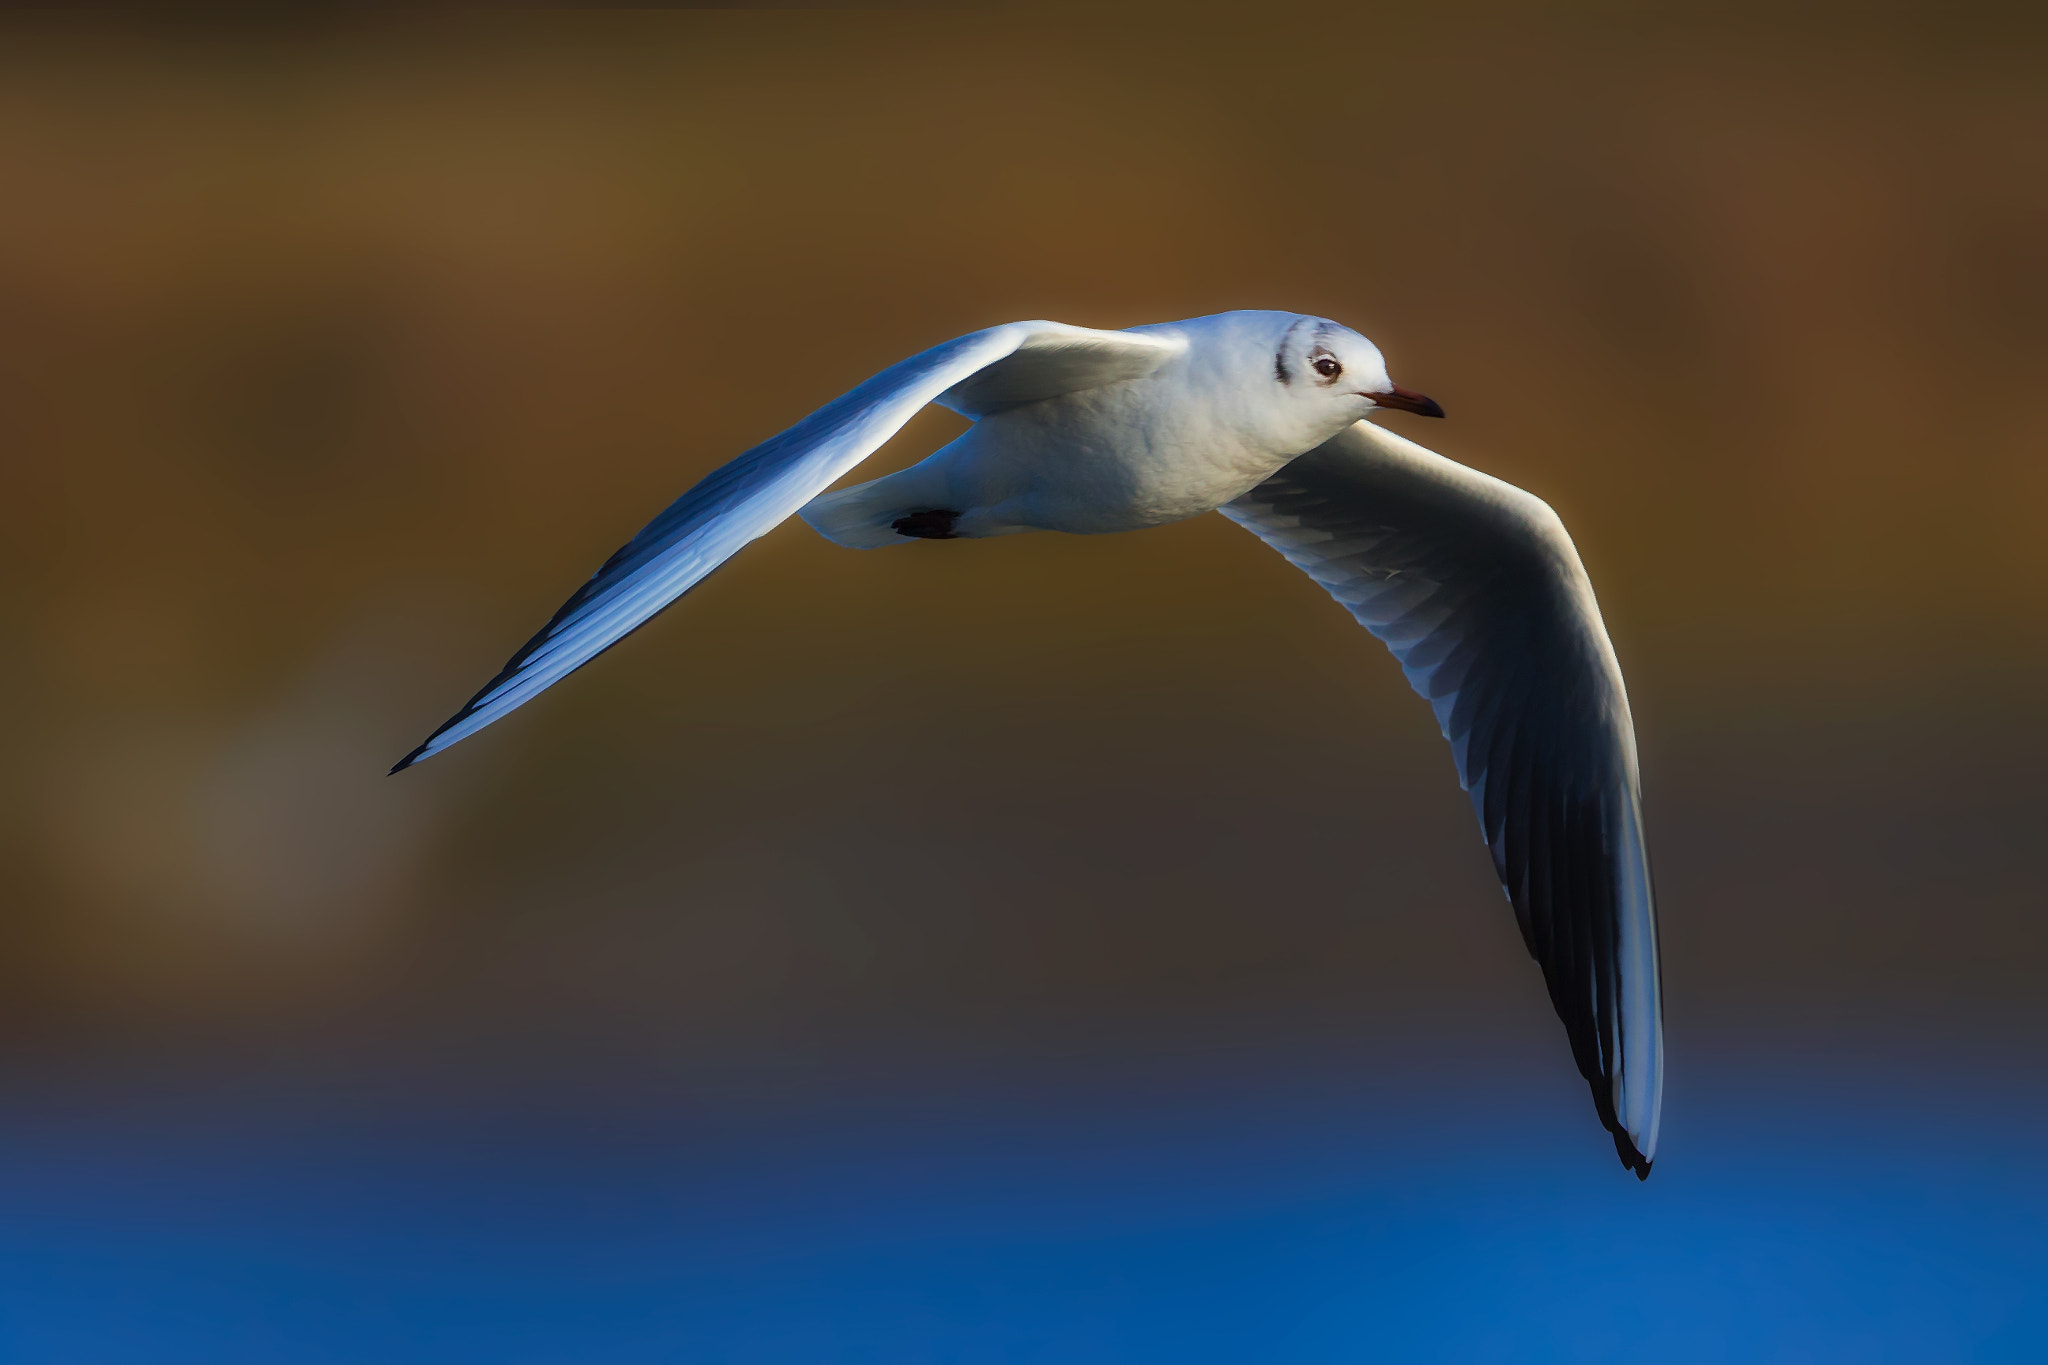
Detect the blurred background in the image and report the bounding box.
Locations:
[0,6,2044,1359]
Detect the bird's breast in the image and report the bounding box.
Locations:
[968,385,1310,534]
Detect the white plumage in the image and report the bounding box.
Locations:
[395,310,1664,1177]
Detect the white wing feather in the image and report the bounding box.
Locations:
[396,321,1181,770]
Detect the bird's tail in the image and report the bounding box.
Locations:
[799,472,945,548]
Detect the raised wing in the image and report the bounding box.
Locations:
[933,327,1179,418]
[1221,420,1663,1176]
[395,321,1181,771]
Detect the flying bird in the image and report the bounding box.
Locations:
[394,311,1664,1177]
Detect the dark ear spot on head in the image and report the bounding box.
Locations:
[1273,316,1308,386]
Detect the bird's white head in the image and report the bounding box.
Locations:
[1271,315,1444,426]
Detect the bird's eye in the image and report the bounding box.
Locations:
[1311,354,1342,379]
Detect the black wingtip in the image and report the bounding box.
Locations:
[391,705,473,775]
[1614,1129,1653,1181]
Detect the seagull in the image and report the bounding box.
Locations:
[393,310,1664,1177]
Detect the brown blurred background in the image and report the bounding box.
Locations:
[0,9,2042,1122]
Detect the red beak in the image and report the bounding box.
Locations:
[1367,384,1445,418]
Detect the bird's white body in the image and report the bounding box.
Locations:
[398,309,1665,1178]
[803,311,1394,545]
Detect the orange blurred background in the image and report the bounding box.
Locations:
[0,8,2042,1121]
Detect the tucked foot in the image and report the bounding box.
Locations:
[893,508,962,539]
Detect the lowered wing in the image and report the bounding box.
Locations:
[1221,419,1663,1176]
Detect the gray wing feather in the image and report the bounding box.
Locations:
[1221,420,1663,1175]
[396,321,1180,771]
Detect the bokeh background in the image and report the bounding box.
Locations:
[1,7,2044,1360]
